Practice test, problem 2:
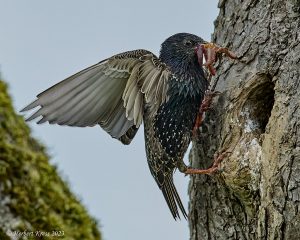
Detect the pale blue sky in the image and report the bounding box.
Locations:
[0,1,218,239]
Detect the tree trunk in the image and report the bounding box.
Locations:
[189,0,300,239]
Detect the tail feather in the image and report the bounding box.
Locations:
[168,177,188,219]
[161,176,187,220]
[162,181,179,219]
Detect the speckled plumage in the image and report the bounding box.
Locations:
[144,33,208,219]
[22,33,209,220]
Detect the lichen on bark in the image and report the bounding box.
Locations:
[189,0,300,239]
[0,80,101,239]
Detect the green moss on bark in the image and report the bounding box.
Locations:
[0,80,101,239]
[0,228,10,240]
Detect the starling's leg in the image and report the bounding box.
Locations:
[193,90,220,136]
[183,151,229,175]
[177,160,188,173]
[199,90,220,112]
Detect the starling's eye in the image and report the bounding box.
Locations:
[184,40,193,46]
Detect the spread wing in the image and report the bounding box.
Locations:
[21,49,170,144]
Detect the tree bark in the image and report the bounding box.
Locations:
[189,0,300,239]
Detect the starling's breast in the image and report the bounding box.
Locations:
[152,78,204,158]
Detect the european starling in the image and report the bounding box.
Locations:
[21,33,236,220]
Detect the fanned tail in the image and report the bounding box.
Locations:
[161,175,187,220]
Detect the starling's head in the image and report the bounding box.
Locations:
[159,33,206,71]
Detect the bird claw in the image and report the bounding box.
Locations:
[192,89,221,137]
[200,93,216,112]
[184,150,231,175]
[200,43,237,76]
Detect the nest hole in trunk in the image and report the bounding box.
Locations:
[241,76,275,136]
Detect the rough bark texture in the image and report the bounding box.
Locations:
[189,0,300,239]
[0,80,101,239]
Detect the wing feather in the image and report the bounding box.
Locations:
[133,93,143,126]
[51,74,115,125]
[137,55,170,119]
[125,83,139,120]
[145,70,162,103]
[40,71,107,125]
[22,49,170,142]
